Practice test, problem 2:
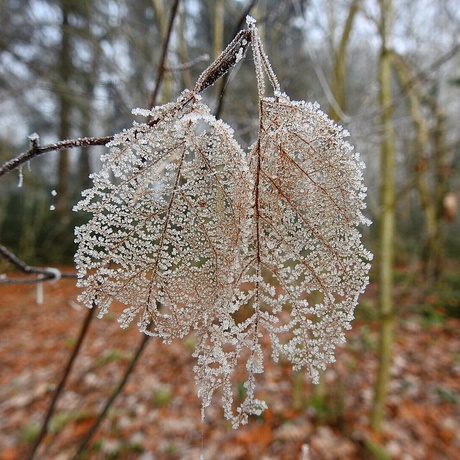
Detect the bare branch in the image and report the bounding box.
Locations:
[27,306,95,460]
[361,43,460,121]
[71,331,150,459]
[165,53,210,71]
[193,29,252,94]
[215,0,259,118]
[0,244,77,283]
[0,135,113,179]
[0,13,257,179]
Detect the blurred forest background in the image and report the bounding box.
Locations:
[1,0,460,459]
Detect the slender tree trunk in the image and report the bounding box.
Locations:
[371,0,395,434]
[78,10,98,191]
[329,0,360,122]
[55,2,72,221]
[178,4,193,90]
[79,97,93,191]
[213,0,224,60]
[430,104,449,279]
[149,0,178,107]
[311,0,360,414]
[392,52,450,282]
[212,0,226,108]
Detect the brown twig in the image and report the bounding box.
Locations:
[2,9,272,459]
[0,243,77,283]
[72,2,181,457]
[165,53,210,71]
[0,2,261,179]
[27,305,96,460]
[0,134,113,178]
[193,29,252,94]
[71,332,151,459]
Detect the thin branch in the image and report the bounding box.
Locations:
[0,134,113,178]
[27,305,96,460]
[193,29,252,95]
[214,0,296,117]
[0,13,260,179]
[71,332,151,459]
[360,43,460,121]
[0,244,77,283]
[165,53,209,71]
[304,33,351,123]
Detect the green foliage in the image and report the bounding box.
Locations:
[65,337,77,348]
[162,443,179,456]
[307,387,346,427]
[152,388,172,407]
[419,305,448,326]
[416,267,460,325]
[355,299,379,322]
[347,324,377,352]
[19,421,41,442]
[49,410,92,434]
[95,349,124,367]
[435,387,458,404]
[1,188,86,264]
[93,438,143,458]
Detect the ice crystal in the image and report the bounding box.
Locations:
[74,19,372,427]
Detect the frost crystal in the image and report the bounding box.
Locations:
[17,165,23,188]
[74,21,372,427]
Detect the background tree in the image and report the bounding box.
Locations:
[370,0,395,435]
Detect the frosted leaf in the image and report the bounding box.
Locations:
[74,22,372,428]
[192,25,371,425]
[212,94,372,420]
[74,97,250,341]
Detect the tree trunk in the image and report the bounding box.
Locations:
[391,52,450,282]
[79,11,98,191]
[55,2,72,221]
[212,0,225,108]
[178,4,193,90]
[371,0,395,434]
[213,0,224,60]
[329,0,360,122]
[312,0,360,414]
[430,103,449,279]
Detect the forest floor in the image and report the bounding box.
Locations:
[0,266,459,460]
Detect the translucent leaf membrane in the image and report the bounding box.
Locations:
[74,93,249,341]
[252,95,372,374]
[193,93,372,426]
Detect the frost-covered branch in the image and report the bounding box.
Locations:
[0,244,76,283]
[0,19,254,179]
[0,134,113,178]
